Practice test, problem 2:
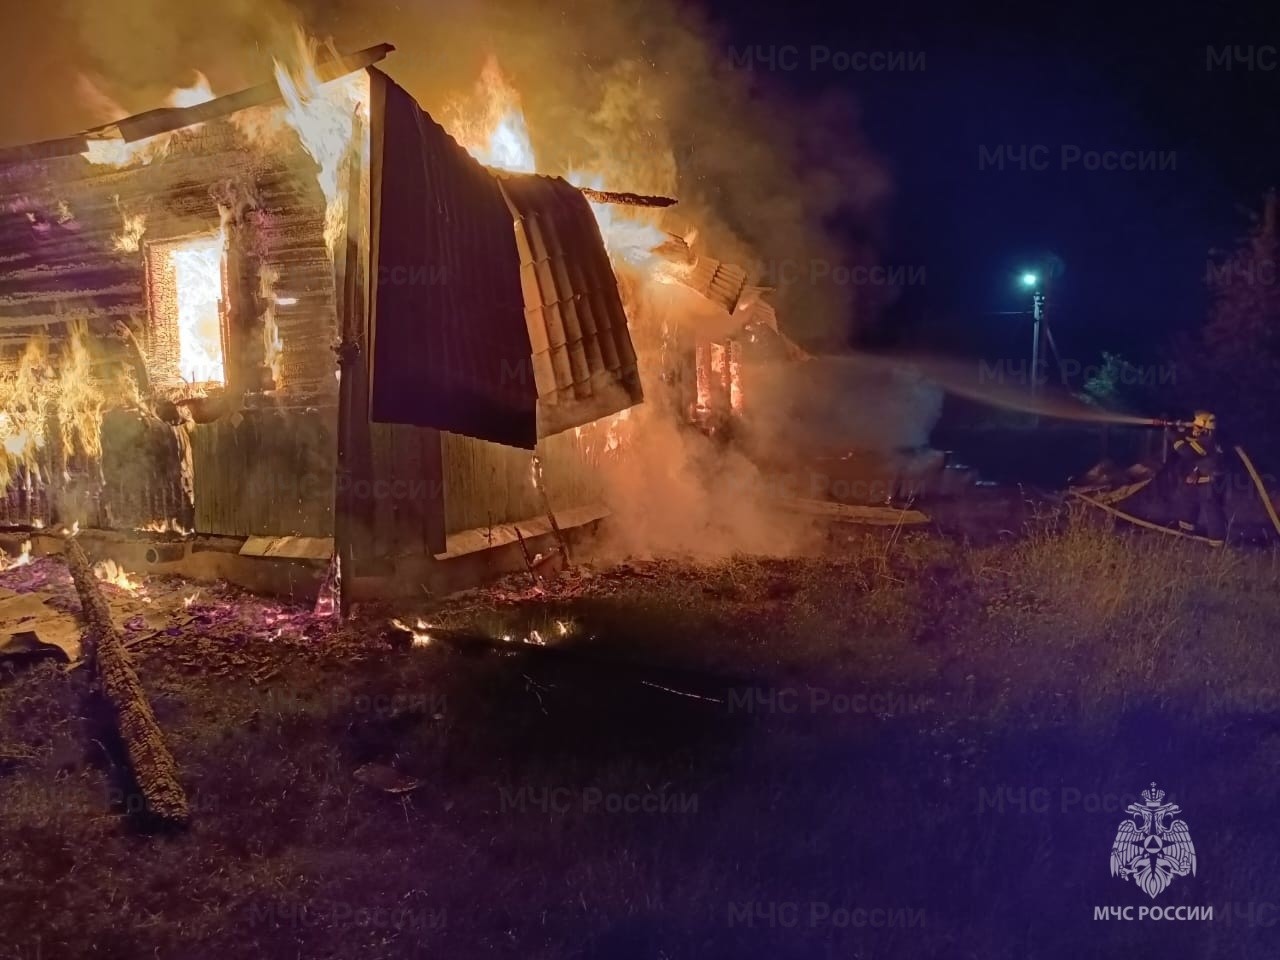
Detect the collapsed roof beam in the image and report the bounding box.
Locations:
[0,43,395,164]
[577,188,677,208]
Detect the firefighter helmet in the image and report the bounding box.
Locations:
[1191,410,1217,432]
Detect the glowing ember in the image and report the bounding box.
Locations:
[391,617,434,648]
[729,340,744,413]
[314,554,339,617]
[183,591,201,609]
[502,624,566,646]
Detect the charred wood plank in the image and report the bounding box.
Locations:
[577,188,677,208]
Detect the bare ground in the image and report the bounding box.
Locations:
[1,506,1279,959]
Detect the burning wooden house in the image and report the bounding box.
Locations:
[0,43,648,601]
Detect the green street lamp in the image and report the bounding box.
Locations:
[1017,270,1046,394]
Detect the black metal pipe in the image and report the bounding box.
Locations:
[145,543,186,564]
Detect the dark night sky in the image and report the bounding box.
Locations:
[707,0,1280,365]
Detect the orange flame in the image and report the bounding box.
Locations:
[272,31,370,257]
[82,72,216,169]
[0,540,32,571]
[167,72,215,109]
[391,617,434,648]
[447,57,537,174]
[92,558,144,596]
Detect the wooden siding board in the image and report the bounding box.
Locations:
[189,408,336,538]
[439,428,605,536]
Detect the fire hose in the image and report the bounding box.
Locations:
[1073,420,1280,542]
[1233,445,1280,538]
[1069,491,1222,544]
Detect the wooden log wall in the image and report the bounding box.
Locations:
[0,115,342,537]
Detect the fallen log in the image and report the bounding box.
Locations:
[63,537,189,826]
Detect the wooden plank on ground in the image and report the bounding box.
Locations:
[776,497,930,525]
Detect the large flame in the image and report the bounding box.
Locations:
[448,57,537,173]
[149,234,228,387]
[82,72,217,169]
[445,59,666,271]
[272,32,370,257]
[170,236,227,385]
[0,322,109,490]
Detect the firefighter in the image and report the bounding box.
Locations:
[1170,410,1227,545]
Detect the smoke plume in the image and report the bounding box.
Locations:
[0,0,927,560]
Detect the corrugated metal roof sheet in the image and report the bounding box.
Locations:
[736,285,778,332]
[496,173,642,437]
[684,257,748,313]
[368,70,537,448]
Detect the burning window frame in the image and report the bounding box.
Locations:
[143,232,231,395]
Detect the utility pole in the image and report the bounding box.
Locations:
[1019,271,1045,395]
[1031,290,1044,395]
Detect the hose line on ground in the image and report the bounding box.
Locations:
[1069,491,1221,543]
[1234,446,1280,538]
